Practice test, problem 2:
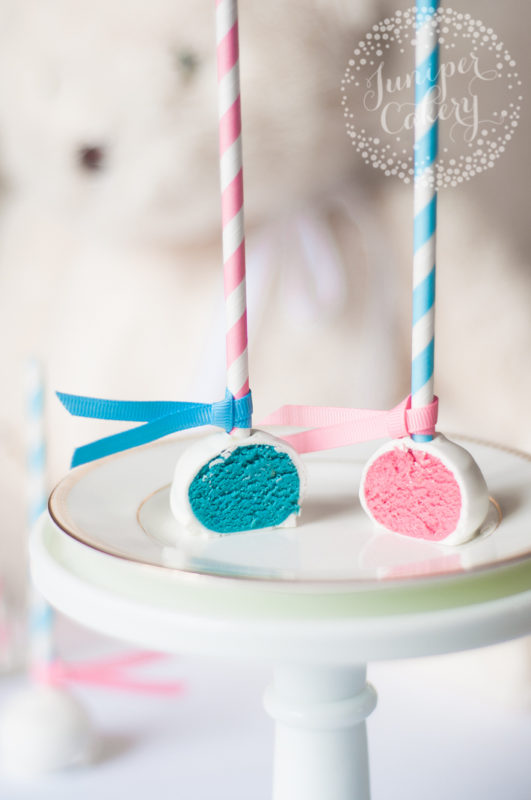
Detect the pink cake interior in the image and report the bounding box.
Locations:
[363,448,462,541]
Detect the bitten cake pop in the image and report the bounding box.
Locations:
[359,433,489,546]
[263,3,490,546]
[169,0,304,537]
[358,2,489,545]
[170,429,304,537]
[57,0,304,537]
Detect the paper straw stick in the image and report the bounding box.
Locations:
[411,2,439,442]
[216,0,250,413]
[25,360,55,674]
[0,578,15,671]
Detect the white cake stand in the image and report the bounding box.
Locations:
[31,436,531,800]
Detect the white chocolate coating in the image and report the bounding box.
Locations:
[359,434,490,546]
[0,685,93,776]
[170,429,306,539]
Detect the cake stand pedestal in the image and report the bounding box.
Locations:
[30,438,531,800]
[264,664,375,800]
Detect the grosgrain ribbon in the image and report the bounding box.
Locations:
[32,652,184,695]
[260,395,438,454]
[57,389,253,468]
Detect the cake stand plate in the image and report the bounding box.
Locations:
[32,436,531,800]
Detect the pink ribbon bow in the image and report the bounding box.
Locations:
[261,395,438,454]
[32,651,184,695]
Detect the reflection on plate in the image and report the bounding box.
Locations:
[48,435,531,588]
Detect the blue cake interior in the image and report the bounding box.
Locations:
[188,444,300,533]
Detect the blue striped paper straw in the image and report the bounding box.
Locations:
[412,2,439,442]
[26,359,55,672]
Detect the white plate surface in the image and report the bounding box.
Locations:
[48,434,531,587]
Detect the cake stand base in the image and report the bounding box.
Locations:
[265,664,375,800]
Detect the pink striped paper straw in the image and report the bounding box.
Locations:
[216,0,250,414]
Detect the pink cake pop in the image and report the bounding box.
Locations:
[358,3,489,546]
[359,433,489,546]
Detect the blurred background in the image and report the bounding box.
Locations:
[0,0,529,792]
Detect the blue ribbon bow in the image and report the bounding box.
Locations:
[57,389,253,468]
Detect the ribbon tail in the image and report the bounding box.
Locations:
[71,423,167,467]
[70,406,213,467]
[260,404,381,428]
[33,656,183,695]
[281,414,393,454]
[91,678,184,695]
[57,392,206,423]
[79,651,168,670]
[63,669,184,696]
